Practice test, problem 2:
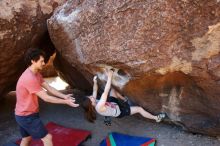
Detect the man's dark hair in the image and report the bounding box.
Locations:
[24,48,45,66]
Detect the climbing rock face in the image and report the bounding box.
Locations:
[40,53,57,77]
[48,0,220,136]
[0,0,65,96]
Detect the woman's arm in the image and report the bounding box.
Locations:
[92,76,98,99]
[96,70,113,112]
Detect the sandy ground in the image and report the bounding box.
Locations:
[1,93,220,146]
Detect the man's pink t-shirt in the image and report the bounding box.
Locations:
[15,68,44,116]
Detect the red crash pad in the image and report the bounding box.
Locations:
[16,122,91,146]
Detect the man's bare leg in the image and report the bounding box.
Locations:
[20,136,31,146]
[41,134,53,146]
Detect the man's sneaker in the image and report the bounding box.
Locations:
[156,113,166,122]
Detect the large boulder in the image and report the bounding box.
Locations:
[40,53,57,78]
[48,0,220,136]
[0,0,66,96]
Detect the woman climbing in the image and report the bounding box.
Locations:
[81,69,165,124]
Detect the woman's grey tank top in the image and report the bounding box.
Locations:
[96,100,121,117]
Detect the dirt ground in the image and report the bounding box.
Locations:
[1,93,220,146]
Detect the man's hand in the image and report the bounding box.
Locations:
[63,94,74,100]
[65,98,79,107]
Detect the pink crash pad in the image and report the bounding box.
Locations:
[16,122,91,146]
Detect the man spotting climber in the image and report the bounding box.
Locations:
[15,48,79,146]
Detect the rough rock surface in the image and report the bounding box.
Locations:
[40,53,57,77]
[0,0,65,96]
[48,0,220,136]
